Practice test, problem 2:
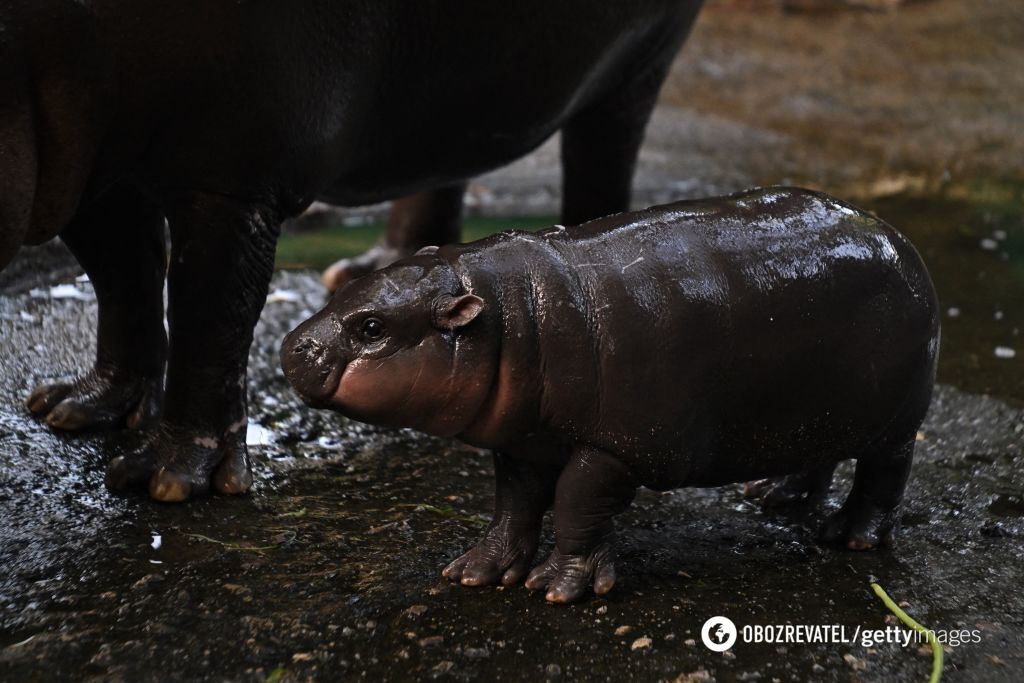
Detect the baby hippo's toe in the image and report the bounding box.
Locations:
[443,522,539,587]
[525,544,617,604]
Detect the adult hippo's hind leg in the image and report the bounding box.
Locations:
[105,192,279,502]
[321,183,466,292]
[26,188,167,431]
[559,24,689,226]
[525,447,637,604]
[443,452,560,588]
[821,438,915,550]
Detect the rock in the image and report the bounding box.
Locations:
[631,637,653,651]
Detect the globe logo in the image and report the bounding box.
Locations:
[701,616,737,652]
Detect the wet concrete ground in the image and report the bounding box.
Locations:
[2,226,1023,682]
[3,1,1024,680]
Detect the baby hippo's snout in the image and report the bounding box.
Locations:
[280,313,346,406]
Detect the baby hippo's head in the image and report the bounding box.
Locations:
[281,251,490,436]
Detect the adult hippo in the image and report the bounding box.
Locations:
[0,1,704,501]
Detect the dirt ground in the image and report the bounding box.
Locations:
[2,1,1023,681]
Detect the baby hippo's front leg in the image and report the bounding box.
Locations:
[443,453,560,587]
[525,447,637,604]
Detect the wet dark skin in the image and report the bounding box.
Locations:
[282,188,940,603]
[0,0,703,501]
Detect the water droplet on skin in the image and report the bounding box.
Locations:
[994,346,1016,359]
[947,307,961,318]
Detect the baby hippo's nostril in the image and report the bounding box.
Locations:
[280,328,345,406]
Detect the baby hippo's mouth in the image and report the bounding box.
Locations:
[280,328,345,407]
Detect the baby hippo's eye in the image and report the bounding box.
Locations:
[360,317,386,343]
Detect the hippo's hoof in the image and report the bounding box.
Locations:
[820,504,896,550]
[442,521,540,587]
[104,424,252,502]
[26,370,162,432]
[524,544,617,604]
[321,242,407,293]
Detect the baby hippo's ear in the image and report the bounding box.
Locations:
[433,293,485,330]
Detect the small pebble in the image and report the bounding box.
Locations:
[419,635,444,648]
[405,604,428,618]
[843,653,867,671]
[545,663,562,679]
[631,636,653,651]
[994,346,1016,359]
[614,625,633,636]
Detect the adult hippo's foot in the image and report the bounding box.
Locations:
[321,184,466,293]
[105,422,251,502]
[26,369,162,431]
[102,191,278,502]
[27,186,168,433]
[525,543,618,604]
[321,241,405,292]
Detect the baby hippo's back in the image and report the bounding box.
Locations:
[449,187,939,490]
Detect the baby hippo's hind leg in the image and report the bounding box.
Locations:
[744,464,838,506]
[525,447,637,604]
[443,453,560,588]
[821,438,915,550]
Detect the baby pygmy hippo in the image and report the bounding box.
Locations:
[281,187,939,604]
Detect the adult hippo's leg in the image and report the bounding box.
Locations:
[525,447,637,604]
[559,27,691,226]
[321,183,466,292]
[821,438,915,550]
[106,192,279,502]
[26,188,167,431]
[443,452,560,588]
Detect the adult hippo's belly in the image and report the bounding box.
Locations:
[2,0,704,501]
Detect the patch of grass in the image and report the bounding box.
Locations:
[275,215,557,270]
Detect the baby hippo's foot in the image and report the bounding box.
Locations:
[443,518,540,587]
[743,464,836,506]
[26,369,162,431]
[820,501,897,550]
[322,242,407,293]
[105,422,252,502]
[524,543,617,604]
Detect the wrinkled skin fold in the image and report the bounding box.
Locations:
[282,187,940,603]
